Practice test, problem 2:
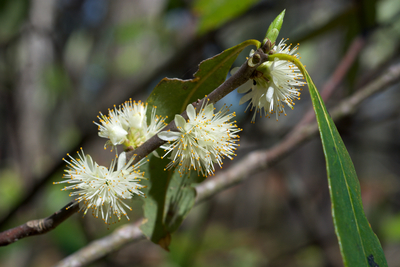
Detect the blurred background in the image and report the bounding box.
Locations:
[1,0,400,266]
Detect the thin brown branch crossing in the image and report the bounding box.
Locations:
[0,202,79,246]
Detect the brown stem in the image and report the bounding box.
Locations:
[0,202,79,246]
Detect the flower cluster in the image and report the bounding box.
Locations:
[158,102,241,177]
[54,13,307,228]
[234,38,305,122]
[94,99,166,151]
[54,149,147,225]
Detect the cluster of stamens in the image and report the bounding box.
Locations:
[54,148,147,226]
[236,38,305,122]
[158,102,241,177]
[94,99,167,151]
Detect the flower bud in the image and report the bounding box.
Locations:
[264,9,285,44]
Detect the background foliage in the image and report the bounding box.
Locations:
[0,0,400,266]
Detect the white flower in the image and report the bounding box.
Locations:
[94,99,166,150]
[54,149,147,225]
[95,107,128,147]
[158,103,241,177]
[119,100,167,149]
[235,38,305,122]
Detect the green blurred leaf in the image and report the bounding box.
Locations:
[114,21,145,44]
[0,169,22,211]
[44,64,71,95]
[193,0,259,35]
[0,0,28,42]
[382,214,400,242]
[50,217,86,254]
[141,39,258,249]
[147,39,259,123]
[304,67,388,267]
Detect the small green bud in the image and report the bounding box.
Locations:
[264,9,285,44]
[263,29,278,47]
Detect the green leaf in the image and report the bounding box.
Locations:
[163,169,204,234]
[140,153,171,247]
[306,72,388,266]
[141,39,258,249]
[193,0,259,35]
[269,53,387,266]
[140,152,204,250]
[264,9,285,44]
[147,39,259,122]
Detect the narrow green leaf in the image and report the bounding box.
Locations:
[147,39,259,123]
[306,72,388,267]
[269,53,387,266]
[142,39,259,248]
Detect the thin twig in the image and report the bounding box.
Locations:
[0,202,79,246]
[294,35,366,128]
[54,63,400,267]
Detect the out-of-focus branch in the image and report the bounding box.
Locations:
[330,63,400,118]
[56,220,145,267]
[15,0,55,183]
[294,35,366,128]
[54,63,400,267]
[0,202,78,246]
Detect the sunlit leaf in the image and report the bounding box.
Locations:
[304,67,388,267]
